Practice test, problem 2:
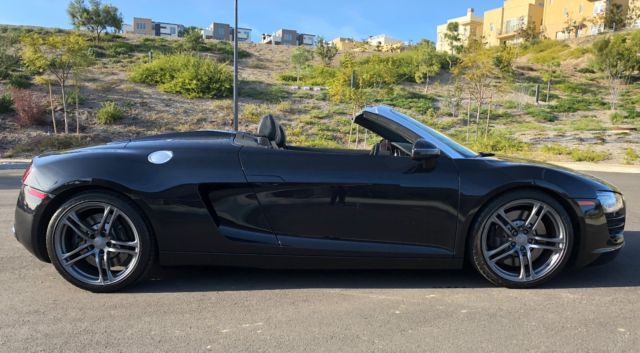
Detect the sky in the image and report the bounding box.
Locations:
[0,0,505,43]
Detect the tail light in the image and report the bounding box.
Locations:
[21,162,32,185]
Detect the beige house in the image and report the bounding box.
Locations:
[483,0,545,46]
[436,8,484,53]
[132,17,154,36]
[332,37,358,51]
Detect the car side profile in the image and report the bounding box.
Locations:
[13,105,626,292]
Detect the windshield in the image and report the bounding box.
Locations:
[387,109,478,158]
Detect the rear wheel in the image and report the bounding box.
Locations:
[470,190,573,288]
[46,192,154,292]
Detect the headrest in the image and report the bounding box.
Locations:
[257,114,277,141]
[275,124,286,148]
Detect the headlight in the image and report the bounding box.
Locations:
[596,191,624,213]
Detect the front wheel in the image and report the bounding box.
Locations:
[46,191,155,292]
[469,190,573,288]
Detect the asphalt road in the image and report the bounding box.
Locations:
[0,169,638,353]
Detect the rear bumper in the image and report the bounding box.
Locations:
[14,185,51,262]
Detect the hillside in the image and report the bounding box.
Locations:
[0,26,639,165]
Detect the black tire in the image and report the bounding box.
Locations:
[46,191,155,292]
[469,189,573,288]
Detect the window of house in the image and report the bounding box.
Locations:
[489,23,494,32]
[170,27,176,35]
[564,8,569,17]
[283,33,293,42]
[579,3,583,13]
[136,23,146,30]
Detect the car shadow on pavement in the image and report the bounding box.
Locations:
[127,231,639,293]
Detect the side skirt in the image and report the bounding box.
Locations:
[159,252,464,270]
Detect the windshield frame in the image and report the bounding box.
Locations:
[360,106,478,159]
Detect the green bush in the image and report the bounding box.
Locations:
[541,144,571,155]
[624,148,639,164]
[569,117,605,131]
[239,83,288,103]
[130,54,233,99]
[8,74,32,89]
[375,88,436,115]
[526,106,557,122]
[570,148,609,162]
[610,111,625,124]
[96,101,124,124]
[60,90,84,107]
[0,93,13,113]
[549,95,607,113]
[204,41,251,60]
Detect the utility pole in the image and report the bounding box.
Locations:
[233,0,239,131]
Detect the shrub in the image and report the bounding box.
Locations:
[96,101,124,124]
[569,117,605,131]
[60,90,84,107]
[624,148,639,164]
[610,111,625,124]
[375,88,436,115]
[204,41,251,60]
[526,106,557,122]
[130,54,233,99]
[0,93,13,113]
[11,89,45,127]
[570,148,609,162]
[541,144,571,155]
[9,74,32,89]
[241,103,270,124]
[276,101,293,114]
[549,95,608,113]
[239,83,288,103]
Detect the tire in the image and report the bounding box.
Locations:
[469,189,573,288]
[46,191,155,292]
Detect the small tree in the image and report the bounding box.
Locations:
[604,3,626,31]
[444,22,463,55]
[627,1,640,28]
[21,33,92,134]
[290,47,314,83]
[453,42,498,140]
[182,28,204,52]
[68,0,123,43]
[593,33,640,110]
[563,16,587,38]
[516,23,542,43]
[412,40,441,92]
[315,37,338,66]
[33,75,58,134]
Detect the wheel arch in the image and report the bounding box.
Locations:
[35,183,158,263]
[461,184,583,267]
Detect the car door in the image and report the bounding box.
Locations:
[239,146,460,257]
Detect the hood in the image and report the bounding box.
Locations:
[482,155,620,194]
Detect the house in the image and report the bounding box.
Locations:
[231,27,253,42]
[262,29,305,45]
[542,0,631,40]
[202,23,231,40]
[483,0,545,47]
[367,34,404,47]
[132,17,184,38]
[331,37,355,51]
[154,22,184,38]
[297,33,316,46]
[132,17,154,36]
[436,8,484,52]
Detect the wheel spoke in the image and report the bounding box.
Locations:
[497,210,518,233]
[97,206,119,235]
[64,212,93,240]
[63,248,95,266]
[491,216,513,237]
[529,244,561,252]
[524,202,546,231]
[107,239,138,256]
[103,251,114,282]
[62,243,92,261]
[517,250,526,280]
[532,236,563,243]
[525,247,535,280]
[489,248,517,263]
[486,242,512,258]
[95,251,104,284]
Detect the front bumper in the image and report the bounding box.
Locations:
[571,199,625,268]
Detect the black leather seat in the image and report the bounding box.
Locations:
[257,114,286,149]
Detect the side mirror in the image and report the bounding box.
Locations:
[412,139,440,160]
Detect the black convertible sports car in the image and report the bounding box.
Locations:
[14,105,626,292]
